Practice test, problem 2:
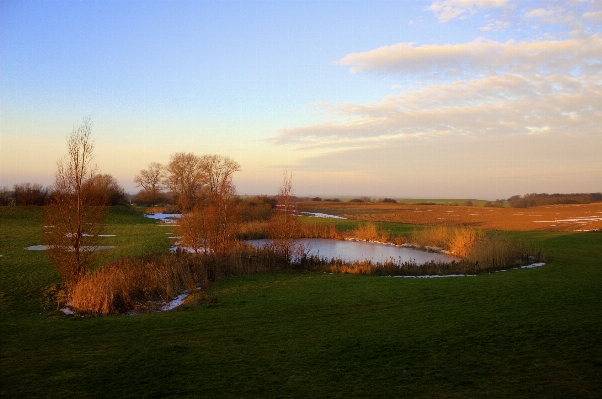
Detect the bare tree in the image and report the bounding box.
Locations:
[43,117,105,291]
[199,155,241,196]
[163,153,204,212]
[267,171,302,262]
[85,174,126,206]
[134,162,164,205]
[178,156,241,254]
[13,183,50,205]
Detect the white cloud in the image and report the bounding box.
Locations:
[270,73,601,150]
[583,10,602,22]
[336,34,602,77]
[428,0,510,22]
[480,19,511,31]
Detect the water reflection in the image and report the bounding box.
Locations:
[246,238,459,264]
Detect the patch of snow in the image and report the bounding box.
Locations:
[395,274,476,278]
[169,246,212,253]
[520,262,545,269]
[25,245,115,251]
[25,245,49,251]
[161,292,190,311]
[534,216,602,223]
[301,212,347,220]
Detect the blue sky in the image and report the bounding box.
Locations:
[1,0,601,199]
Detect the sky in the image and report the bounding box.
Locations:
[1,0,601,199]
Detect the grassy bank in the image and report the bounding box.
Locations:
[1,207,601,398]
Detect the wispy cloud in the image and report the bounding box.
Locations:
[428,0,510,22]
[272,30,601,151]
[267,1,602,196]
[270,73,601,149]
[336,35,602,77]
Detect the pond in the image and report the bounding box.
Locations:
[246,238,459,264]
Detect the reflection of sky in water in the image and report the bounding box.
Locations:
[247,239,459,265]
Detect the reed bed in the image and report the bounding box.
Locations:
[237,220,340,240]
[70,246,307,315]
[348,222,390,242]
[410,225,482,257]
[70,221,541,315]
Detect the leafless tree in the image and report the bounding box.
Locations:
[43,117,106,292]
[85,174,126,206]
[267,171,303,262]
[13,183,50,205]
[163,153,204,212]
[134,162,164,205]
[199,155,241,196]
[178,156,241,254]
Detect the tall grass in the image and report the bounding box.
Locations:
[237,220,340,240]
[70,245,307,315]
[349,222,390,242]
[70,222,541,315]
[410,225,482,257]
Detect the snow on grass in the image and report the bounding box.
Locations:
[161,292,190,311]
[301,212,347,220]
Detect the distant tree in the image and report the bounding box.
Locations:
[0,187,12,206]
[13,183,50,205]
[163,153,204,212]
[43,117,106,292]
[199,155,241,196]
[134,162,164,205]
[237,196,274,222]
[381,198,397,203]
[85,174,127,206]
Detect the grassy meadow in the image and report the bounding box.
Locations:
[1,206,601,398]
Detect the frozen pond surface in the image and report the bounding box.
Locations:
[247,238,459,264]
[25,245,115,251]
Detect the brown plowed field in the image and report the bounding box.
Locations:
[300,202,602,232]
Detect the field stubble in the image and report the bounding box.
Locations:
[300,201,602,232]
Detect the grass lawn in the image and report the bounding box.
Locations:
[1,206,601,398]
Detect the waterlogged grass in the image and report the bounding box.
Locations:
[1,207,601,398]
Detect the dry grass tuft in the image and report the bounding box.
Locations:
[298,222,341,239]
[237,221,268,239]
[350,222,390,242]
[410,225,482,257]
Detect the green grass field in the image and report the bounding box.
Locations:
[1,206,601,398]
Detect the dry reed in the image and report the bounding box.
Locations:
[350,222,390,242]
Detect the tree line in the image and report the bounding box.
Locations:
[0,176,128,207]
[506,193,602,208]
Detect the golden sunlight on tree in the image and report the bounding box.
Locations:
[134,162,164,205]
[163,153,204,212]
[43,117,106,293]
[267,170,302,262]
[177,155,241,254]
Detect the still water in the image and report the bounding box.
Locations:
[247,238,459,264]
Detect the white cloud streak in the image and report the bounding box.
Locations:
[336,35,602,77]
[428,0,510,22]
[270,73,601,149]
